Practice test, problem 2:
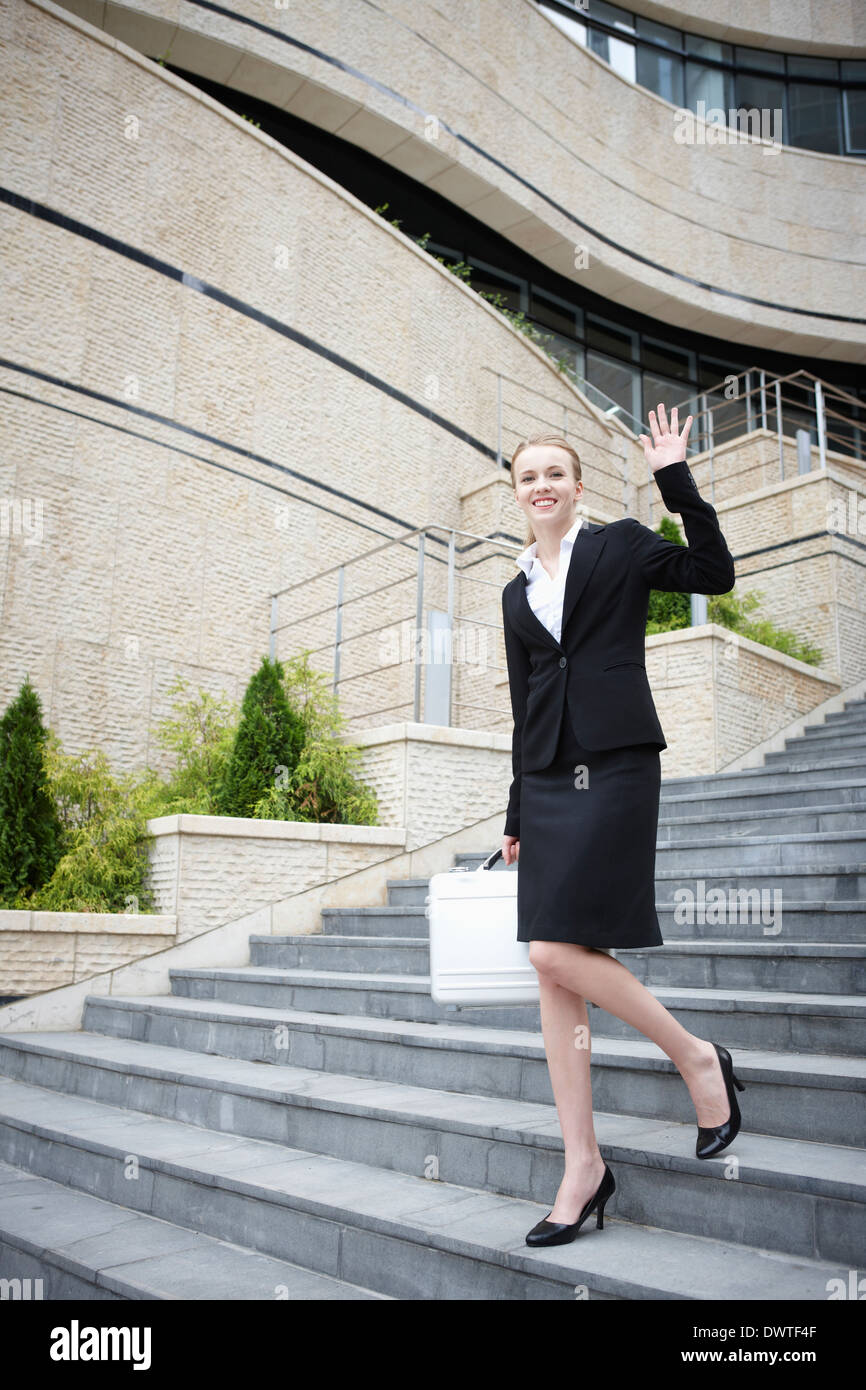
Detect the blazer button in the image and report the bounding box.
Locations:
[559,656,567,668]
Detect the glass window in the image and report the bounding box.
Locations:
[529,287,583,341]
[686,62,734,113]
[586,314,638,362]
[588,27,636,81]
[635,16,682,49]
[586,351,641,425]
[587,0,634,31]
[541,5,587,47]
[466,259,525,312]
[698,359,743,392]
[841,61,866,81]
[844,89,866,152]
[735,46,785,74]
[642,375,698,443]
[536,333,585,380]
[787,84,842,154]
[734,73,786,134]
[637,44,684,105]
[694,361,750,451]
[787,56,839,79]
[642,338,695,383]
[685,35,733,63]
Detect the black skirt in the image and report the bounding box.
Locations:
[516,706,664,949]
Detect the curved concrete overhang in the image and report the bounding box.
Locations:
[49,0,866,365]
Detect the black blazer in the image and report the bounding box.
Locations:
[501,458,736,839]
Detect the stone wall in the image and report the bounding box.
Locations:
[0,0,630,774]
[144,815,407,941]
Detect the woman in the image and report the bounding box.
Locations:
[500,404,745,1248]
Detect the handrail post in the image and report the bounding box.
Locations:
[815,380,828,470]
[269,596,277,662]
[334,565,344,692]
[745,371,754,433]
[496,373,503,469]
[446,529,456,727]
[759,370,767,430]
[707,408,715,502]
[414,532,425,723]
[776,380,785,480]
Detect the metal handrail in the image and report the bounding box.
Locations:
[269,523,525,727]
[481,364,633,467]
[269,523,519,603]
[668,367,864,498]
[269,363,862,733]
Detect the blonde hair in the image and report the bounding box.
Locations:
[510,432,582,547]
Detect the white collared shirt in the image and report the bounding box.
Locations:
[515,513,583,643]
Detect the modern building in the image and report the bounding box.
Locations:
[0,0,864,1304]
[1,0,864,784]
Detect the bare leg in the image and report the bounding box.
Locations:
[530,941,733,1222]
[536,974,607,1224]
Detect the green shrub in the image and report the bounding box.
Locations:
[212,656,306,818]
[0,677,63,907]
[26,733,155,914]
[142,676,240,818]
[707,590,822,665]
[251,653,379,824]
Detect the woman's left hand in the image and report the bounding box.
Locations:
[638,403,693,474]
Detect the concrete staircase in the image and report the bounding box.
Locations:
[0,699,864,1299]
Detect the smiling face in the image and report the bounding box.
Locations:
[513,444,582,531]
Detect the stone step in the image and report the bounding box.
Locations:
[0,1078,846,1300]
[167,964,542,1031]
[323,905,430,937]
[659,756,866,795]
[654,900,865,943]
[585,983,864,1057]
[824,708,866,727]
[165,966,866,1054]
[251,936,865,993]
[656,804,866,838]
[652,863,866,903]
[461,830,866,872]
[76,994,866,1141]
[252,934,429,974]
[764,742,866,764]
[0,1159,387,1300]
[462,830,866,872]
[389,864,866,909]
[613,941,866,993]
[781,728,866,749]
[657,781,866,819]
[349,893,865,942]
[0,1034,861,1266]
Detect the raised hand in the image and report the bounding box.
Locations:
[638,403,693,474]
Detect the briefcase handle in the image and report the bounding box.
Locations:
[476,848,503,871]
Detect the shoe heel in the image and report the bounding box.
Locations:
[733,1074,745,1092]
[597,1201,606,1230]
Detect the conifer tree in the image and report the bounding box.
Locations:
[213,656,306,818]
[0,676,64,905]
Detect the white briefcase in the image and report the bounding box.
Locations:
[426,848,539,1007]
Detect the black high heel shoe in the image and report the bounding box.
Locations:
[695,1042,746,1159]
[525,1162,616,1247]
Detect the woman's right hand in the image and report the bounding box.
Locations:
[502,835,519,866]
